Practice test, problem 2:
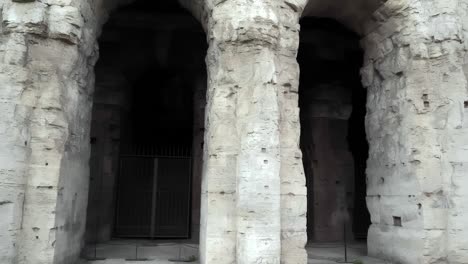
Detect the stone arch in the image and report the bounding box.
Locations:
[0,0,206,263]
[1,0,468,264]
[300,0,468,263]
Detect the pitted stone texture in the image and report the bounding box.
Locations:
[2,0,468,263]
[2,2,47,34]
[48,5,83,44]
[198,1,308,263]
[362,0,468,263]
[0,0,105,263]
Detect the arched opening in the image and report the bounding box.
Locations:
[298,17,371,260]
[82,0,206,261]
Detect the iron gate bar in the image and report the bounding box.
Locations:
[114,144,192,239]
[150,158,159,238]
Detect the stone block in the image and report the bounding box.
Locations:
[41,0,73,5]
[281,195,306,231]
[367,224,391,260]
[281,231,307,264]
[420,200,448,230]
[360,63,374,88]
[202,154,237,193]
[201,192,236,235]
[422,230,447,263]
[379,195,422,229]
[450,162,468,195]
[1,33,26,65]
[26,38,79,74]
[2,2,46,34]
[447,229,468,263]
[391,227,425,263]
[366,195,381,224]
[48,6,83,44]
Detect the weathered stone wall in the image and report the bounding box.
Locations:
[301,83,355,242]
[85,74,127,244]
[0,0,116,263]
[194,0,308,263]
[1,0,468,263]
[361,0,468,263]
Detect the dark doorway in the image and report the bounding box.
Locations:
[298,17,371,242]
[85,0,206,245]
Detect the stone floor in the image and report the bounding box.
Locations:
[306,242,389,264]
[80,240,389,264]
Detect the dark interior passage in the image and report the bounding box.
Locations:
[298,17,370,242]
[85,0,206,246]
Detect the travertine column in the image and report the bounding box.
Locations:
[198,0,308,263]
[276,4,309,263]
[0,1,104,263]
[362,0,468,263]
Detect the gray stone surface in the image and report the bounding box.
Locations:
[0,0,467,263]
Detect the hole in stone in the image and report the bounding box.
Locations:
[261,148,266,153]
[417,203,422,210]
[464,101,468,108]
[45,162,48,166]
[24,141,27,146]
[264,160,268,164]
[393,216,402,227]
[424,101,430,108]
[380,177,385,184]
[422,94,428,100]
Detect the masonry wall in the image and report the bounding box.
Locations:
[301,83,355,242]
[1,0,468,263]
[362,0,468,263]
[0,0,113,263]
[198,1,309,263]
[85,75,127,243]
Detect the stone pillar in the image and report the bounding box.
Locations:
[362,0,468,263]
[199,1,308,263]
[276,6,309,264]
[0,31,30,264]
[0,1,100,263]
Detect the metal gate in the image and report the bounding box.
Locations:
[114,145,191,238]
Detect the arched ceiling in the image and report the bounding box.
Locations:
[303,0,385,34]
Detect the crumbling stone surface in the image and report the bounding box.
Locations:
[0,0,117,263]
[362,0,468,263]
[191,1,310,263]
[0,0,468,263]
